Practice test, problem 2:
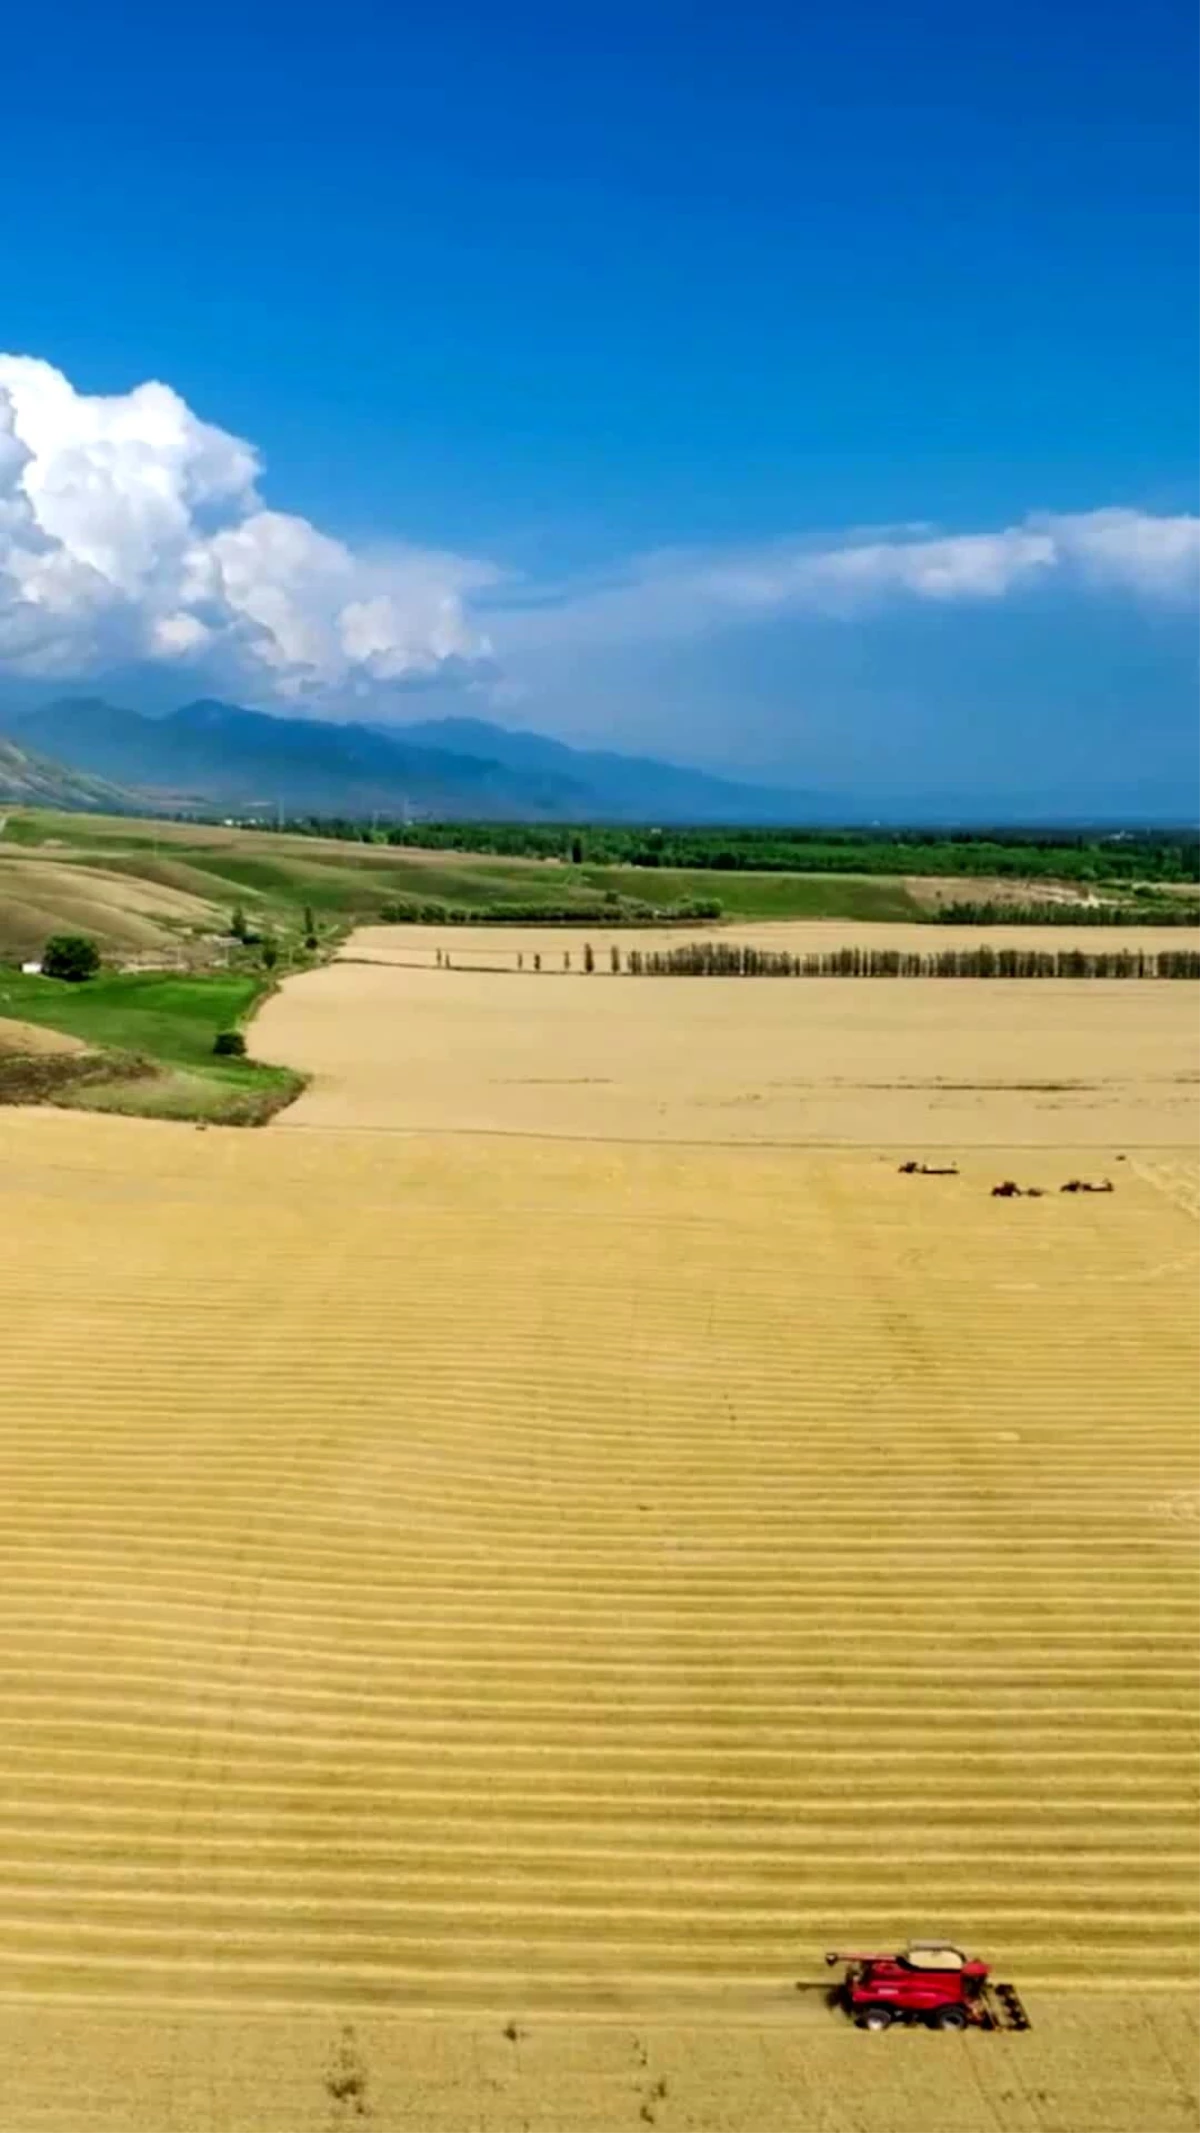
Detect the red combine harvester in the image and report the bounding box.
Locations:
[823,1942,1031,2032]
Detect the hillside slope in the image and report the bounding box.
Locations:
[0,735,142,813]
[0,849,224,959]
[0,808,923,960]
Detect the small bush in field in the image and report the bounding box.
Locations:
[213,1029,246,1057]
[42,934,100,983]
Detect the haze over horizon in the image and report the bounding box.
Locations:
[1,0,1197,815]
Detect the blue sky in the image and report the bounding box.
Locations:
[1,0,1196,811]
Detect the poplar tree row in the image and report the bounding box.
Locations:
[618,943,1200,980]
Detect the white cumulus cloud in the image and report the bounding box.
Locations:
[1,354,1194,706]
[0,354,498,698]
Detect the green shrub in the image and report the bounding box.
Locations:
[42,934,101,983]
[212,1029,247,1057]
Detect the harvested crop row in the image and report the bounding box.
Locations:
[0,1108,1195,2029]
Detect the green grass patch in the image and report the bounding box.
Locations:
[75,841,565,919]
[75,1062,303,1126]
[0,970,263,1060]
[578,865,921,919]
[0,969,303,1125]
[0,813,50,845]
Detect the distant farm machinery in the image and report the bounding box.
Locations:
[814,1942,1032,2033]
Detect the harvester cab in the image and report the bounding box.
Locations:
[822,1942,1030,2032]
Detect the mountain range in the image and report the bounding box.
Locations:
[2,698,835,824]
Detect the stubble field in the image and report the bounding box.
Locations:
[0,929,1197,2132]
[262,928,1199,1146]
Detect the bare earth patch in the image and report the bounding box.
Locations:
[0,1015,89,1055]
[0,1014,114,1103]
[904,873,1135,911]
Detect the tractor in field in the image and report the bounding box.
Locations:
[822,1942,1031,2032]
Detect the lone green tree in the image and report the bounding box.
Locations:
[42,934,100,983]
[230,905,249,941]
[261,937,279,971]
[570,835,584,865]
[302,904,317,949]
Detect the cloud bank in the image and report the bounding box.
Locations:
[0,355,498,699]
[0,353,1195,706]
[491,509,1200,652]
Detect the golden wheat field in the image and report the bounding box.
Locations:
[345,916,1198,964]
[1,933,1197,2132]
[264,937,1199,1146]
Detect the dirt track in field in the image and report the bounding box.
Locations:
[1,931,1197,2131]
[257,948,1199,1145]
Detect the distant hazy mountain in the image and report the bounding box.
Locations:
[0,733,142,813]
[9,699,589,820]
[392,716,837,823]
[8,698,834,823]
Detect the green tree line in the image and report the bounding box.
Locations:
[378,897,723,925]
[934,899,1198,926]
[252,814,1200,885]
